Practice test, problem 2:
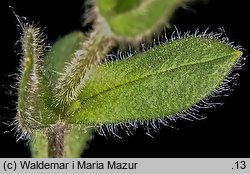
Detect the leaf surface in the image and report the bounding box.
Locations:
[66,37,242,124]
[64,126,93,158]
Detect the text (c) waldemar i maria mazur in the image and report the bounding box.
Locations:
[20,160,138,170]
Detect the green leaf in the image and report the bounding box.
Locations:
[30,131,48,158]
[64,126,94,158]
[17,25,51,131]
[65,37,242,125]
[95,0,184,38]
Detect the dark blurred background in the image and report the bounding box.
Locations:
[1,0,249,157]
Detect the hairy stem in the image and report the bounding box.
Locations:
[47,122,66,158]
[55,26,114,107]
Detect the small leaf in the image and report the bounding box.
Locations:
[30,131,48,158]
[66,37,242,125]
[95,0,184,39]
[17,25,49,131]
[64,126,93,158]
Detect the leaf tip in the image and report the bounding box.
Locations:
[235,50,243,58]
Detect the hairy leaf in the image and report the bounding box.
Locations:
[17,25,50,131]
[30,131,48,157]
[66,37,242,124]
[64,126,93,158]
[95,0,184,38]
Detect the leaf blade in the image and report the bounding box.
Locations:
[30,131,48,158]
[64,126,94,158]
[66,37,242,124]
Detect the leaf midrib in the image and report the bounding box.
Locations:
[80,52,238,104]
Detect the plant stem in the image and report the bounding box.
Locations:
[54,23,114,106]
[48,122,66,158]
